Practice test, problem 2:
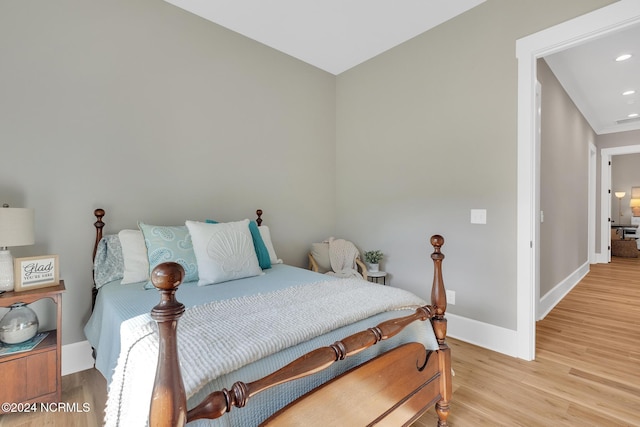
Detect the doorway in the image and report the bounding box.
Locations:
[516,1,640,361]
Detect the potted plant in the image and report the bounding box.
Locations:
[363,250,383,272]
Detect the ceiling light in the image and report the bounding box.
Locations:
[629,113,639,118]
[623,90,636,96]
[615,54,632,61]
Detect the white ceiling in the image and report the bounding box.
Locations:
[163,0,485,75]
[163,1,639,135]
[545,24,640,135]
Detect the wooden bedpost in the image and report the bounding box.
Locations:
[92,208,105,262]
[256,209,263,226]
[149,262,188,427]
[430,235,446,344]
[91,208,105,309]
[430,235,451,427]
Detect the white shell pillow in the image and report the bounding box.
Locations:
[186,219,262,286]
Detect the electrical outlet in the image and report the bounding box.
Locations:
[446,290,455,305]
[470,209,487,224]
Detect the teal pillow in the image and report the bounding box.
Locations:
[206,219,271,269]
[138,223,199,286]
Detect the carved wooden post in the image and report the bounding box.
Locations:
[430,235,451,426]
[91,209,105,308]
[92,209,105,261]
[149,262,187,427]
[429,235,446,344]
[256,209,263,226]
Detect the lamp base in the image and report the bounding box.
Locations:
[0,249,14,292]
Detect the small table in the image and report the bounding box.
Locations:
[367,271,388,285]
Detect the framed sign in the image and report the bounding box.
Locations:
[13,255,60,292]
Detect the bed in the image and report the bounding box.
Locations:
[85,208,451,426]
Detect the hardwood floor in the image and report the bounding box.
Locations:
[1,256,638,426]
[0,367,106,427]
[415,256,640,426]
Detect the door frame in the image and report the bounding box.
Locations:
[516,0,640,361]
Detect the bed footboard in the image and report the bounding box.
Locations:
[149,235,450,427]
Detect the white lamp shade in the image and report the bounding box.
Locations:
[0,208,35,247]
[614,192,626,199]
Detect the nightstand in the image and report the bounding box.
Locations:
[0,281,65,411]
[367,271,388,285]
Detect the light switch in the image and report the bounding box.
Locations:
[470,209,487,224]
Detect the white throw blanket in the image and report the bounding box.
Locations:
[105,278,424,426]
[325,237,363,279]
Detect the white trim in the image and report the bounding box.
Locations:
[447,313,518,358]
[516,0,640,361]
[538,261,589,321]
[588,143,597,264]
[61,340,95,376]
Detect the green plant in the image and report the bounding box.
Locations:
[363,250,383,264]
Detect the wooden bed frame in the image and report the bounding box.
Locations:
[92,209,451,426]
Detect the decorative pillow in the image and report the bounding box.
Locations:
[138,223,199,284]
[206,219,271,269]
[119,229,150,284]
[310,242,331,273]
[258,225,282,264]
[186,219,262,286]
[93,234,124,288]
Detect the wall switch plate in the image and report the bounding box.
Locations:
[446,290,455,305]
[470,209,487,224]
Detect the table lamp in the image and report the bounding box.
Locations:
[614,192,626,224]
[0,204,35,292]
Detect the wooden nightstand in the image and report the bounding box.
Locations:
[0,281,64,411]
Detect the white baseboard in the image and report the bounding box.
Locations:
[446,312,519,358]
[537,261,589,321]
[62,340,95,376]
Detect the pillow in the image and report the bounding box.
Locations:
[258,225,282,264]
[119,229,150,284]
[138,223,199,284]
[93,234,124,288]
[206,219,271,269]
[310,242,331,273]
[186,219,262,286]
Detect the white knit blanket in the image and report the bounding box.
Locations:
[104,278,424,426]
[326,237,362,279]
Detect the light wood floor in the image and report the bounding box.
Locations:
[2,256,638,426]
[415,255,640,426]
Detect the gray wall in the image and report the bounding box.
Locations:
[335,0,614,330]
[598,129,640,150]
[0,0,337,344]
[537,59,594,296]
[0,0,617,348]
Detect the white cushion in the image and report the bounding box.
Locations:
[118,230,150,284]
[186,219,262,286]
[258,225,282,264]
[310,242,331,273]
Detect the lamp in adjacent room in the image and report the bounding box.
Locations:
[630,198,640,217]
[0,204,35,292]
[614,192,626,225]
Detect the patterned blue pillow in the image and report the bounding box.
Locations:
[138,223,198,286]
[93,234,124,288]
